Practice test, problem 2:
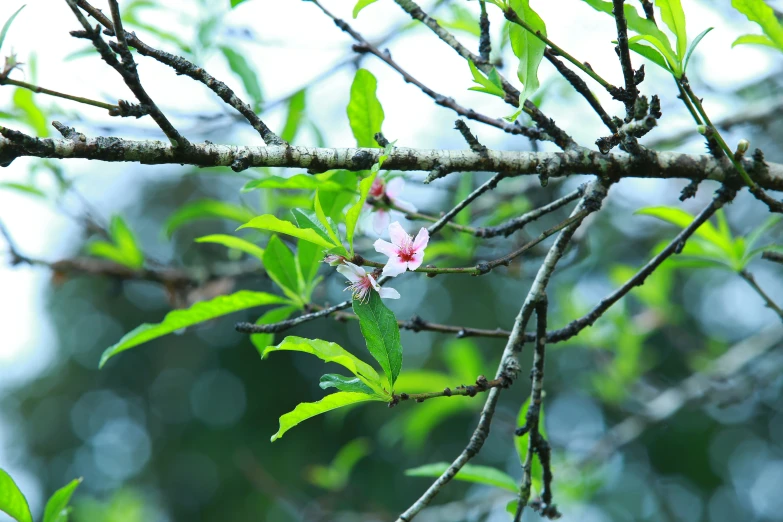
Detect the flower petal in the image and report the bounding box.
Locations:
[337,261,365,283]
[391,197,417,214]
[385,177,404,198]
[382,257,408,277]
[388,221,409,247]
[378,287,401,299]
[367,274,381,291]
[412,227,429,251]
[406,250,425,271]
[373,210,389,235]
[374,238,398,258]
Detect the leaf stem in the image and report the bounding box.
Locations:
[0,77,121,113]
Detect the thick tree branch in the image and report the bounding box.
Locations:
[2,132,781,190]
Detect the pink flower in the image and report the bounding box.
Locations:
[336,261,400,302]
[373,222,429,277]
[366,177,417,235]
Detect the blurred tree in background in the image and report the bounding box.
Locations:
[0,0,782,521]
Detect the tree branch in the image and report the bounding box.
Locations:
[2,132,781,189]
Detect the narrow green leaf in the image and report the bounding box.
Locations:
[314,190,341,246]
[219,46,263,109]
[42,477,82,522]
[290,208,342,251]
[731,0,783,50]
[514,397,544,494]
[109,215,144,269]
[165,200,255,238]
[0,5,25,54]
[195,234,265,262]
[439,4,481,37]
[319,374,375,394]
[272,392,383,441]
[263,235,301,302]
[0,468,33,522]
[250,305,297,356]
[467,60,506,98]
[655,0,687,59]
[263,336,386,395]
[100,291,288,367]
[353,0,379,18]
[352,291,403,390]
[580,0,677,57]
[628,34,681,76]
[347,69,385,148]
[508,0,547,104]
[296,239,323,301]
[683,27,713,73]
[732,33,778,49]
[242,173,344,192]
[280,89,306,143]
[628,41,672,71]
[745,215,781,253]
[405,463,518,493]
[13,88,49,137]
[239,214,338,249]
[345,172,377,253]
[85,242,133,268]
[636,206,731,254]
[0,182,46,198]
[231,0,248,7]
[308,438,371,491]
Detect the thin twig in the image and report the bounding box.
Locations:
[476,187,585,238]
[0,77,125,115]
[739,270,783,322]
[478,0,491,63]
[73,0,285,145]
[428,172,503,236]
[392,374,509,405]
[309,0,545,142]
[611,0,641,120]
[65,0,189,149]
[762,251,783,265]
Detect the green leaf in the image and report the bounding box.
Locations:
[263,235,301,302]
[0,5,25,55]
[628,41,672,72]
[732,33,778,49]
[655,0,687,59]
[195,234,265,262]
[353,0,379,18]
[231,0,248,7]
[731,0,783,50]
[272,392,383,441]
[628,34,681,76]
[467,59,506,98]
[0,182,46,198]
[308,438,371,491]
[580,0,677,56]
[290,208,344,254]
[13,88,49,137]
[220,45,263,110]
[319,374,375,394]
[250,305,297,356]
[297,239,324,299]
[439,4,481,37]
[100,291,288,367]
[314,190,342,246]
[239,214,338,249]
[262,336,387,396]
[745,215,781,253]
[0,468,33,522]
[683,27,713,73]
[345,172,377,254]
[636,206,731,254]
[241,173,344,192]
[508,0,547,104]
[109,215,144,269]
[347,69,385,148]
[43,477,82,522]
[280,89,306,143]
[352,290,403,390]
[405,463,517,493]
[165,200,256,237]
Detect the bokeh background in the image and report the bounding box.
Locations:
[1,0,782,521]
